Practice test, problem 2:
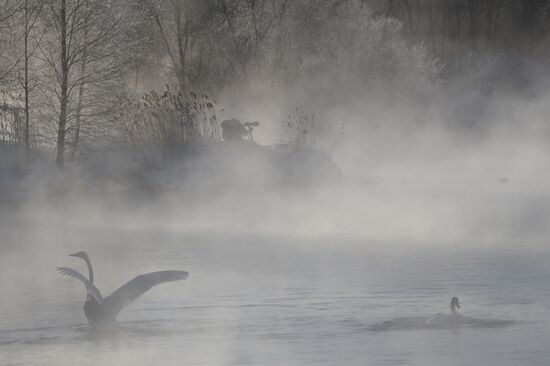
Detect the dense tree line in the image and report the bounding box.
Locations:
[377,0,550,53]
[1,0,548,169]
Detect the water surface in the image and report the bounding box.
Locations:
[1,184,550,365]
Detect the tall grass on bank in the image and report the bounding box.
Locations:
[118,87,219,165]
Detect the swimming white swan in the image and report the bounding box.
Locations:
[426,297,471,327]
[371,297,513,331]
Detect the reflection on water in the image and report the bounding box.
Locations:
[1,199,550,365]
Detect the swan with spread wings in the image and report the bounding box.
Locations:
[57,251,189,329]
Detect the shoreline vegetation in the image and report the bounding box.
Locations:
[1,87,342,202]
[2,0,550,205]
[0,136,342,204]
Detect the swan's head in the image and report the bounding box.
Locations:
[451,297,460,313]
[70,251,89,261]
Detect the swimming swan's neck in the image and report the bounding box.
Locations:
[450,297,460,314]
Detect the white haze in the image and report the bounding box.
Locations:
[3,8,550,366]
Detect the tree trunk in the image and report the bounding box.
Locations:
[466,0,480,50]
[484,0,495,48]
[70,54,86,161]
[173,1,189,93]
[24,0,30,165]
[56,0,68,170]
[427,1,435,53]
[454,1,461,41]
[70,0,89,161]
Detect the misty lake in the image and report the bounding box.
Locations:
[1,182,550,366]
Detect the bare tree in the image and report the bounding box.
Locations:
[517,0,550,43]
[0,1,23,84]
[40,0,135,169]
[19,0,44,163]
[138,0,209,92]
[218,0,290,72]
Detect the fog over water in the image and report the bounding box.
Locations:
[4,82,550,364]
[2,172,550,365]
[3,0,550,365]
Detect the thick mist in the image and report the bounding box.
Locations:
[3,1,550,365]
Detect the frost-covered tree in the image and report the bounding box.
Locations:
[40,0,137,168]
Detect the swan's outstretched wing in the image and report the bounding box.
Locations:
[102,270,189,316]
[56,267,104,303]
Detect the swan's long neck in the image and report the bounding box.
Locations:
[84,256,94,284]
[451,301,458,314]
